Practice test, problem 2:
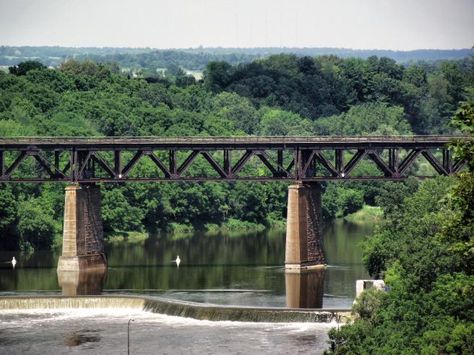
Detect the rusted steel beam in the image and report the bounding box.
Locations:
[148,152,171,178]
[122,151,144,178]
[114,150,121,178]
[0,135,462,150]
[367,151,394,177]
[4,151,27,178]
[232,150,253,176]
[177,150,200,176]
[92,153,116,178]
[421,151,448,176]
[398,149,421,175]
[256,151,279,176]
[201,151,227,178]
[0,136,467,183]
[314,151,338,177]
[224,150,232,177]
[343,149,366,176]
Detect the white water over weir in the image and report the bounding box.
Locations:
[0,296,350,323]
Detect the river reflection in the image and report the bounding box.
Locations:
[0,219,373,309]
[58,269,106,296]
[285,268,325,308]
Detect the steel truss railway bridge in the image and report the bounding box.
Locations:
[0,136,467,281]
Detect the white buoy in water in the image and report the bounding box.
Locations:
[11,257,17,269]
[173,255,181,268]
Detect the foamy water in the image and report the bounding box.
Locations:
[0,309,334,354]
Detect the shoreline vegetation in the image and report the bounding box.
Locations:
[106,217,286,243]
[343,205,383,225]
[106,205,379,244]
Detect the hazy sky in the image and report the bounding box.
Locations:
[0,0,473,50]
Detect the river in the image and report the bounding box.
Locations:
[0,219,373,354]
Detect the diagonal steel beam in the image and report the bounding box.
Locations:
[398,149,421,175]
[4,151,28,178]
[92,152,116,178]
[343,149,366,176]
[201,151,227,178]
[232,150,253,176]
[33,152,66,178]
[62,160,71,175]
[421,150,448,176]
[177,150,200,176]
[148,152,171,178]
[452,159,466,173]
[122,151,144,177]
[367,150,394,177]
[256,151,279,176]
[314,151,338,177]
[302,151,316,177]
[77,151,92,178]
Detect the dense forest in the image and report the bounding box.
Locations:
[0,52,473,253]
[326,99,474,354]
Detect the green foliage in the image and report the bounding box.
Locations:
[17,198,57,251]
[327,101,474,354]
[101,187,145,233]
[314,102,411,135]
[337,188,364,217]
[0,54,472,251]
[322,183,365,219]
[258,107,312,136]
[9,60,46,76]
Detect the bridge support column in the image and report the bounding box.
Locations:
[57,184,107,272]
[285,183,325,270]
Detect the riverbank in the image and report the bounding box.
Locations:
[344,205,383,225]
[106,217,287,243]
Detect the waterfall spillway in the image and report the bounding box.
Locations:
[0,296,349,323]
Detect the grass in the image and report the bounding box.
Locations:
[344,205,383,224]
[106,231,148,244]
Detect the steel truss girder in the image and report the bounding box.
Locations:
[0,139,467,182]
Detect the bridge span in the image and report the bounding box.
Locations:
[0,136,467,275]
[0,136,465,182]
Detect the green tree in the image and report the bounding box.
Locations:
[326,99,474,354]
[9,60,46,76]
[17,198,56,251]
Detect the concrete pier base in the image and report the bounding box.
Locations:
[285,267,325,308]
[57,184,107,273]
[285,183,325,270]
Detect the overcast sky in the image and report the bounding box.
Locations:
[0,0,473,50]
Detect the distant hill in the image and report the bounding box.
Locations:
[0,46,471,71]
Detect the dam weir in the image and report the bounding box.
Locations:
[0,295,349,323]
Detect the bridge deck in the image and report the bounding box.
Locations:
[0,136,467,182]
[0,135,462,148]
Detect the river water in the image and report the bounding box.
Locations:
[0,219,373,354]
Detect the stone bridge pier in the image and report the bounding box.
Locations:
[57,184,107,273]
[285,183,326,271]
